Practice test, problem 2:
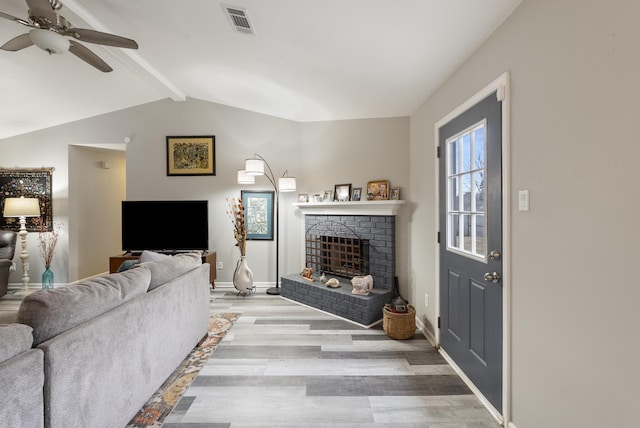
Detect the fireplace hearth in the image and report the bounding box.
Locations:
[281,273,392,326]
[281,211,398,325]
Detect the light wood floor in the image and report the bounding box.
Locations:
[163,289,501,428]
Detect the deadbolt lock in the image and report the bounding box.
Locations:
[489,250,501,261]
[483,272,501,283]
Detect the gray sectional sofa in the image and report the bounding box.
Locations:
[0,251,211,428]
[0,323,45,427]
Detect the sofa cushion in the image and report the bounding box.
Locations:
[17,265,151,346]
[0,323,33,363]
[138,251,202,290]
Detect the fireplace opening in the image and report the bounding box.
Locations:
[305,234,369,279]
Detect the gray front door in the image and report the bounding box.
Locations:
[439,91,503,412]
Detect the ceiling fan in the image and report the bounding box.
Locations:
[0,0,138,72]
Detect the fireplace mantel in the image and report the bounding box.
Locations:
[293,200,405,216]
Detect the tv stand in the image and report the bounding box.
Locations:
[109,251,217,288]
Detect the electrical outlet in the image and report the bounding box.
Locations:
[425,293,429,308]
[216,261,223,270]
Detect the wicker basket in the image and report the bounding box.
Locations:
[382,304,416,340]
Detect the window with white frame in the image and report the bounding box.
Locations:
[446,120,487,261]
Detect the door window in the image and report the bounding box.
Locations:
[446,120,486,261]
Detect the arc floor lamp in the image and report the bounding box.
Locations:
[238,154,296,295]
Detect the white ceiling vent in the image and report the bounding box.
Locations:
[221,4,255,35]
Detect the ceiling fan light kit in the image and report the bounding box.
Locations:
[0,0,138,71]
[29,28,69,54]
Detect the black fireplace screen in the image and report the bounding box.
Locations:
[305,235,369,278]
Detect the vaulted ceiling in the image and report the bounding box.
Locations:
[0,0,521,139]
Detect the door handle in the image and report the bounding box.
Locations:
[483,272,500,283]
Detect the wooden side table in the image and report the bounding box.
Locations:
[109,251,217,288]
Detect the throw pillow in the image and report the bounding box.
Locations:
[139,250,171,263]
[116,259,139,272]
[139,252,202,291]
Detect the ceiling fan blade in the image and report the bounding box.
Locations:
[68,40,112,72]
[66,28,138,49]
[0,11,31,26]
[1,33,34,51]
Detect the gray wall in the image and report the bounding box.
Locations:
[298,118,411,290]
[410,0,640,426]
[0,99,410,291]
[123,100,411,287]
[122,98,303,284]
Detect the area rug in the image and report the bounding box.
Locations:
[127,312,241,428]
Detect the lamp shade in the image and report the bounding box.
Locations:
[278,177,297,192]
[237,169,256,184]
[3,197,41,217]
[245,158,265,176]
[29,29,70,54]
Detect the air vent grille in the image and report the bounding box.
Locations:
[221,4,255,35]
[227,8,245,16]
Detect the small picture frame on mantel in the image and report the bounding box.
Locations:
[352,187,362,201]
[366,180,390,200]
[334,183,352,202]
[390,187,400,200]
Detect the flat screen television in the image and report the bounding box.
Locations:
[121,200,209,254]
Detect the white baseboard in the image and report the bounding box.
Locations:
[439,347,503,425]
[214,281,273,290]
[415,316,436,347]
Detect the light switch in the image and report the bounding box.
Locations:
[518,190,529,212]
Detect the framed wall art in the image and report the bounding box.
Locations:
[166,135,215,176]
[241,190,274,240]
[366,180,390,200]
[334,183,352,202]
[298,193,309,203]
[0,168,53,231]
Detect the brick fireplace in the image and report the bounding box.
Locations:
[281,201,404,326]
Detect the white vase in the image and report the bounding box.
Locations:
[233,256,254,293]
